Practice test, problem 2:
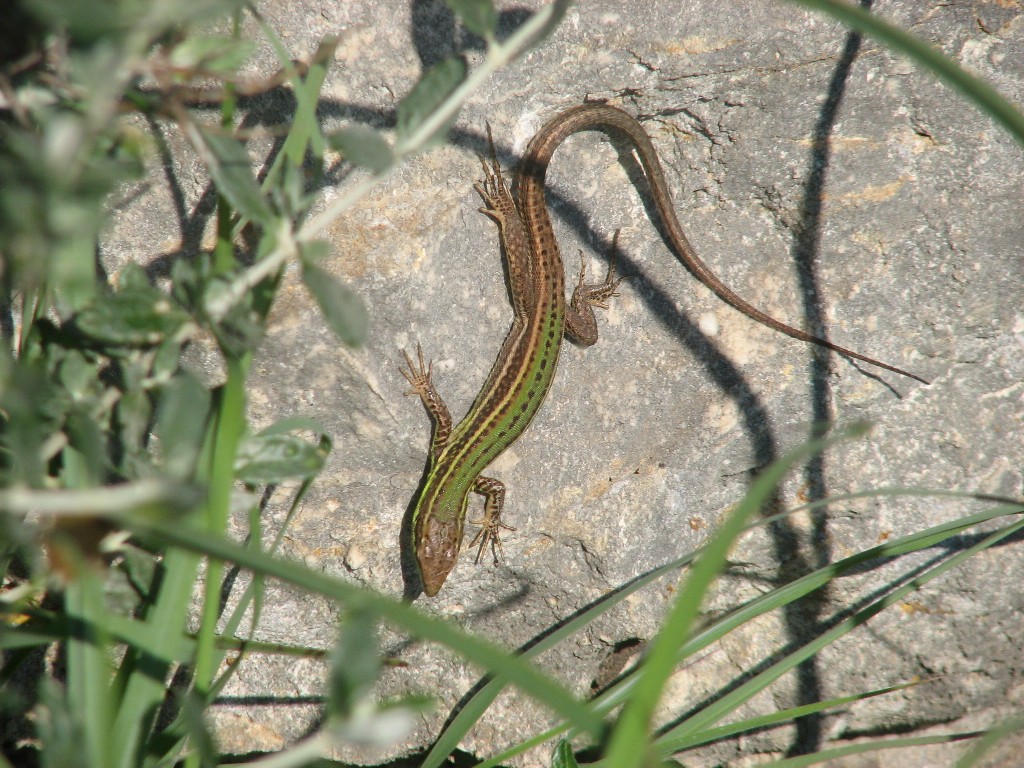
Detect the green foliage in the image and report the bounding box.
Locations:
[0,0,572,765]
[326,125,395,173]
[445,0,498,39]
[74,264,191,346]
[234,417,331,485]
[0,0,385,764]
[168,36,257,76]
[396,57,469,149]
[2,0,1022,767]
[192,127,277,226]
[550,739,581,768]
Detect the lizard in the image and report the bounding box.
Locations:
[402,102,926,596]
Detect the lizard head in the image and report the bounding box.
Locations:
[415,514,464,597]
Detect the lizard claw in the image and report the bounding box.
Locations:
[400,343,433,398]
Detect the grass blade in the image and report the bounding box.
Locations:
[64,568,114,768]
[121,517,605,740]
[768,731,981,767]
[666,517,1024,753]
[604,425,869,767]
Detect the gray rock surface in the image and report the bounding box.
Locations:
[110,0,1024,764]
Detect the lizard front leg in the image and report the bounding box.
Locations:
[400,343,453,459]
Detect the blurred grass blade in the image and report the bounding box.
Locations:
[64,567,114,768]
[550,738,580,768]
[768,731,981,767]
[0,480,201,518]
[32,678,87,768]
[179,691,218,766]
[122,516,605,740]
[666,517,1024,753]
[327,611,381,719]
[259,33,339,191]
[604,424,870,767]
[110,546,201,768]
[956,714,1024,767]
[658,680,928,753]
[168,35,256,76]
[155,371,213,481]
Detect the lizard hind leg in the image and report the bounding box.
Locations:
[468,475,517,566]
[472,123,537,311]
[565,230,624,346]
[587,229,624,310]
[474,123,511,211]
